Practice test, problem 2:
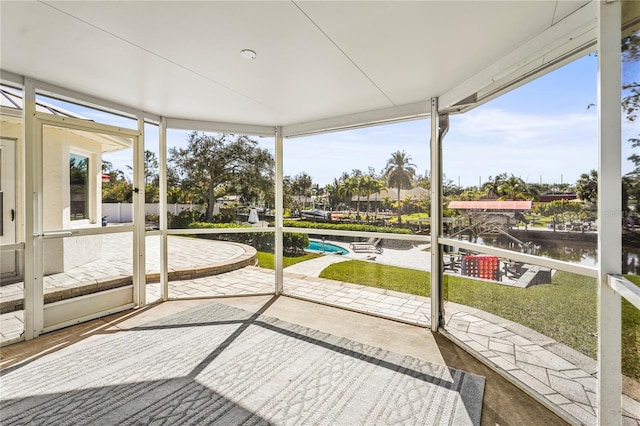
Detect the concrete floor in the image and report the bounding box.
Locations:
[1,295,568,426]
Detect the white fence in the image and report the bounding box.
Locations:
[102,203,208,223]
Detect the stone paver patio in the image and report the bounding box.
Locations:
[0,234,256,313]
[146,266,639,425]
[1,235,638,425]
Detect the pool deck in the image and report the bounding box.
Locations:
[1,234,639,425]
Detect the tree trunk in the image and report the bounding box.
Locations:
[397,185,402,224]
[206,188,215,221]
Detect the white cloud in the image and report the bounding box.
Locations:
[444,108,599,186]
[453,108,596,144]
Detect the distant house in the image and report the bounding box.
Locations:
[352,187,429,209]
[447,200,532,226]
[291,195,314,208]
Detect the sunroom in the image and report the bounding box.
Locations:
[1,1,638,425]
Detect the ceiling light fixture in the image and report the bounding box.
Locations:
[240,49,257,60]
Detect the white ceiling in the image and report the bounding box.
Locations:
[0,1,595,130]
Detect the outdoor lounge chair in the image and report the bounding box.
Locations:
[443,253,461,272]
[349,238,383,254]
[503,261,525,279]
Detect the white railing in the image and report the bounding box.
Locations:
[608,275,640,310]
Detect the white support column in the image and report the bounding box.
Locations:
[23,78,43,339]
[159,117,168,301]
[275,127,284,294]
[133,118,146,306]
[596,1,622,424]
[430,98,443,330]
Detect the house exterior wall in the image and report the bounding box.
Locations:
[42,126,103,273]
[0,119,24,245]
[0,117,104,275]
[42,127,102,230]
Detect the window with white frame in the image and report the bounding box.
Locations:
[69,152,89,220]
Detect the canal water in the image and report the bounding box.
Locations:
[475,233,639,275]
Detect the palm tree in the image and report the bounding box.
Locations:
[290,180,301,210]
[482,173,507,199]
[360,175,384,219]
[381,196,393,211]
[352,175,365,218]
[293,172,313,209]
[338,177,357,212]
[384,150,416,223]
[497,175,528,200]
[311,183,323,207]
[360,175,377,219]
[325,178,341,209]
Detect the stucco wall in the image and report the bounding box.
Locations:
[43,126,104,272]
[1,117,106,274]
[43,126,103,230]
[0,120,23,244]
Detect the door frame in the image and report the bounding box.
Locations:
[24,110,144,337]
[0,137,18,279]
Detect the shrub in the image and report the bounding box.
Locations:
[210,212,236,223]
[187,222,308,254]
[168,209,205,228]
[282,220,412,234]
[284,232,310,255]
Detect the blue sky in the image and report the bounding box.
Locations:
[284,53,638,188]
[44,52,638,189]
[285,54,604,188]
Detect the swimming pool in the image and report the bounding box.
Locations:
[305,240,349,255]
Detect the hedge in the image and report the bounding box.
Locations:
[187,222,309,254]
[282,220,413,234]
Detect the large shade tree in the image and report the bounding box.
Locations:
[144,150,160,203]
[168,132,274,221]
[384,150,416,223]
[101,159,132,203]
[576,169,598,204]
[535,200,584,232]
[102,150,159,203]
[623,30,639,212]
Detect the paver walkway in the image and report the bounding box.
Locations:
[1,236,639,425]
[283,254,350,276]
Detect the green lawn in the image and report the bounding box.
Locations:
[387,213,429,223]
[524,214,555,228]
[319,260,640,381]
[256,251,322,269]
[320,261,431,296]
